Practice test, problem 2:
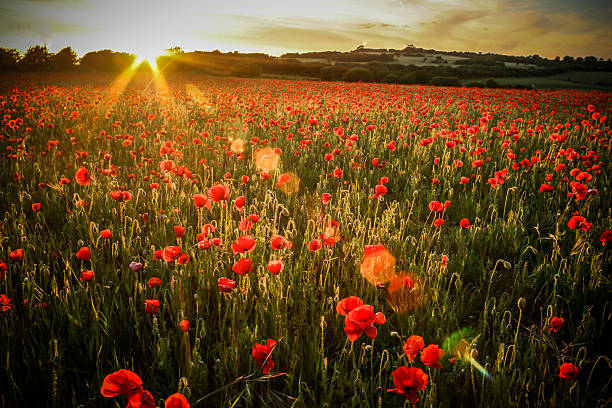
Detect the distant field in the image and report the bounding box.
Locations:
[462,71,612,91]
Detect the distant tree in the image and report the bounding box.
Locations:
[320,66,346,81]
[50,47,78,71]
[166,46,184,55]
[80,49,135,72]
[485,78,499,88]
[19,45,52,71]
[341,67,373,82]
[562,56,575,63]
[0,48,21,71]
[414,70,434,84]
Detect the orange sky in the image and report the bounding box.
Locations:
[1,0,611,59]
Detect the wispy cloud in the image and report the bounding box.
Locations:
[0,0,610,58]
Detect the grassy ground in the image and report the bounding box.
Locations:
[464,71,612,91]
[0,73,610,407]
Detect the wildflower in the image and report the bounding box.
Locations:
[218,277,236,292]
[336,296,364,316]
[549,316,564,332]
[231,235,256,254]
[344,305,386,342]
[252,339,276,374]
[266,259,284,275]
[165,393,190,408]
[179,320,190,332]
[420,344,444,369]
[76,247,91,261]
[558,363,579,381]
[80,270,94,282]
[75,166,91,185]
[100,369,143,397]
[403,335,425,362]
[145,300,159,315]
[387,366,428,403]
[232,258,253,276]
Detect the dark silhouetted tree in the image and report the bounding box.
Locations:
[0,48,21,71]
[50,47,78,71]
[79,50,136,73]
[19,45,51,71]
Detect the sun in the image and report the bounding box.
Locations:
[132,46,165,73]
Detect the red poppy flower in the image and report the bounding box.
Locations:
[0,294,12,312]
[270,235,292,250]
[321,193,331,205]
[387,366,428,403]
[344,304,386,342]
[100,229,112,239]
[420,344,444,369]
[192,194,211,209]
[433,218,445,227]
[599,230,612,246]
[232,258,253,276]
[179,320,190,332]
[307,239,321,251]
[162,246,181,262]
[336,296,364,316]
[403,335,425,362]
[549,316,564,332]
[147,277,161,288]
[9,249,23,261]
[76,247,91,261]
[208,184,230,202]
[231,235,256,254]
[252,339,276,374]
[218,277,236,292]
[372,184,388,199]
[100,369,143,397]
[567,215,591,232]
[165,393,190,408]
[174,225,185,238]
[127,389,155,408]
[266,259,283,275]
[145,300,159,315]
[558,362,579,381]
[32,203,41,212]
[75,166,91,185]
[0,262,6,279]
[234,196,246,210]
[539,184,554,193]
[459,218,471,228]
[80,270,94,282]
[176,253,190,265]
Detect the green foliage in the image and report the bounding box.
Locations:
[341,68,373,82]
[485,78,500,88]
[18,45,52,71]
[0,48,21,71]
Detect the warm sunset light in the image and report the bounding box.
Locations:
[1,0,610,407]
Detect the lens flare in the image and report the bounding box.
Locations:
[255,147,280,171]
[276,172,300,194]
[385,272,424,313]
[231,139,246,153]
[444,328,494,382]
[360,245,395,285]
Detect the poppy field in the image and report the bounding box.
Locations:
[0,73,610,407]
